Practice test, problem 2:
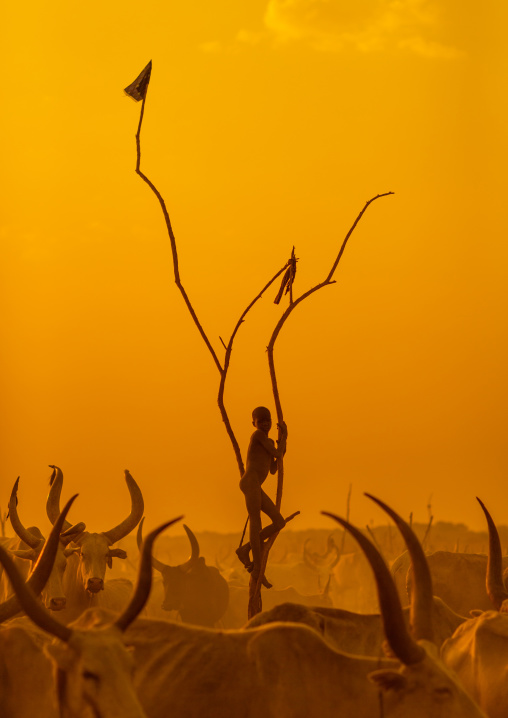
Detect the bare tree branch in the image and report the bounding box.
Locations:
[248,192,394,616]
[132,86,290,479]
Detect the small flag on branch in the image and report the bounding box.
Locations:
[274,247,298,304]
[124,60,152,102]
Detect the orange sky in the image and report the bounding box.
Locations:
[1,1,507,538]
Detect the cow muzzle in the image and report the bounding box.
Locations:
[86,577,104,593]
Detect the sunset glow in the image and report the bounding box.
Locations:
[2,1,507,537]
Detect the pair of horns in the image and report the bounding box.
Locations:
[0,508,182,638]
[9,477,85,549]
[137,518,199,573]
[46,466,144,544]
[323,493,434,666]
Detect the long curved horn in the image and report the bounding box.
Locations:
[136,517,169,573]
[115,516,183,632]
[9,478,42,550]
[46,465,72,532]
[0,496,77,635]
[102,470,144,545]
[179,524,200,570]
[365,493,434,643]
[323,511,425,666]
[477,497,508,610]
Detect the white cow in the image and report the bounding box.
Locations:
[0,517,182,718]
[45,466,144,623]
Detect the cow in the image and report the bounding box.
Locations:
[0,495,78,718]
[245,596,465,656]
[45,465,144,623]
[0,477,83,611]
[137,517,229,627]
[3,501,487,717]
[393,547,508,615]
[0,517,182,718]
[115,509,487,718]
[441,498,508,718]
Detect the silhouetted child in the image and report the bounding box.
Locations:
[236,406,287,586]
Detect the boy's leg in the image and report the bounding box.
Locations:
[259,490,286,541]
[237,484,262,570]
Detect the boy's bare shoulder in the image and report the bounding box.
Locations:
[249,430,275,451]
[250,428,265,439]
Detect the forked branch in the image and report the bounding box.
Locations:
[249,192,394,616]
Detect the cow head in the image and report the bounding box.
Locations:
[46,467,143,596]
[69,533,128,594]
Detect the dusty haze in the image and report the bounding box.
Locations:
[1,1,507,536]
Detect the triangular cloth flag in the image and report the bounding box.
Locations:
[124,61,152,102]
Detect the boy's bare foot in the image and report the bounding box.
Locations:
[236,544,252,569]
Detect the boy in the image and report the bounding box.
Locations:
[236,406,288,585]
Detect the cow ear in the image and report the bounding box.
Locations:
[368,669,407,692]
[108,548,127,560]
[106,556,113,568]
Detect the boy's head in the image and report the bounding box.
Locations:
[252,406,271,431]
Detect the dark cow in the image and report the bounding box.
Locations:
[137,518,229,627]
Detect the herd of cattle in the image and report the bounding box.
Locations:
[1,468,508,717]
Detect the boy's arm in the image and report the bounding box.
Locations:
[255,423,288,460]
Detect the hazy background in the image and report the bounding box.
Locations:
[1,0,507,536]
